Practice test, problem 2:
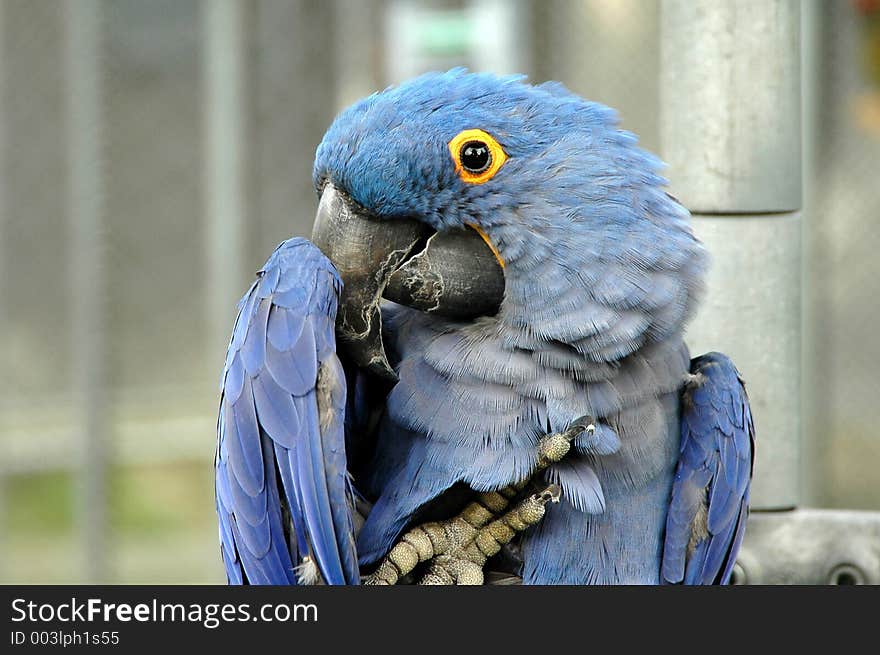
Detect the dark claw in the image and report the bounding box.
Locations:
[536,484,562,504]
[563,415,596,441]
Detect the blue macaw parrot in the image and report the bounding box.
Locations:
[214,70,755,585]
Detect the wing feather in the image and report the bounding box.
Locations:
[215,238,359,585]
[224,391,264,497]
[661,352,755,585]
[265,320,317,396]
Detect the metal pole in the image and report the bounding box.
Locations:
[332,0,382,110]
[252,0,337,252]
[0,0,5,580]
[204,0,247,365]
[660,0,802,511]
[66,0,108,583]
[799,0,822,508]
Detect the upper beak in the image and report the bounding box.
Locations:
[312,182,505,381]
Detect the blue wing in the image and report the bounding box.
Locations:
[215,237,359,585]
[661,352,755,585]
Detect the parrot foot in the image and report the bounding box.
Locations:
[536,415,595,468]
[417,485,561,585]
[361,506,498,586]
[362,483,562,585]
[362,416,590,586]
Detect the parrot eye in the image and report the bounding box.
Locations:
[460,142,491,173]
[448,128,508,184]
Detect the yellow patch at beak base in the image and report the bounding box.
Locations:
[467,224,505,269]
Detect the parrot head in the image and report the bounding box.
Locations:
[311,69,704,381]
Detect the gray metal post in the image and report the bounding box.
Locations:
[66,0,108,583]
[0,0,6,582]
[332,0,382,110]
[660,0,802,511]
[799,0,821,508]
[204,0,247,365]
[252,0,337,252]
[0,3,9,580]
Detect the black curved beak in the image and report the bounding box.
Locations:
[312,182,505,382]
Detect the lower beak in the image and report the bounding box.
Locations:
[311,183,505,381]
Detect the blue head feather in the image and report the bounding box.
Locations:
[314,69,705,362]
[314,69,644,231]
[316,70,694,256]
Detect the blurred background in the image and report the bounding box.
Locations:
[0,0,877,583]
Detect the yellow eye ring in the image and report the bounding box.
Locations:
[448,129,508,184]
